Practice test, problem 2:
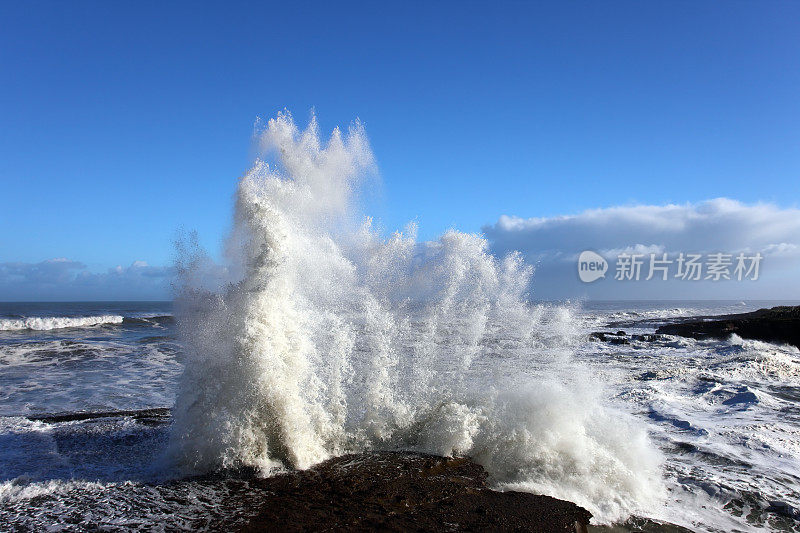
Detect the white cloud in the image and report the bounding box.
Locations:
[3,198,798,302]
[482,198,800,300]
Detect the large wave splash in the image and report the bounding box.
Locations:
[168,112,663,523]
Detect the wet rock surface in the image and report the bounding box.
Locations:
[26,407,171,424]
[209,452,592,532]
[588,331,667,345]
[655,305,800,348]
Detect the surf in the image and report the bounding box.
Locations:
[0,315,124,331]
[168,112,664,523]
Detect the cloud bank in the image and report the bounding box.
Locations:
[3,199,798,302]
[483,198,800,300]
[0,259,173,301]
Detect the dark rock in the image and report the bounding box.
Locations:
[588,332,629,344]
[588,332,605,342]
[211,452,592,532]
[631,334,664,343]
[26,407,171,425]
[766,500,800,520]
[589,331,670,347]
[615,515,697,532]
[656,306,800,348]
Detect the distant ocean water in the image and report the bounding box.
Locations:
[0,302,177,417]
[1,299,798,531]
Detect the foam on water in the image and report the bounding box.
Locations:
[168,112,663,523]
[0,338,180,417]
[576,316,800,530]
[0,315,124,331]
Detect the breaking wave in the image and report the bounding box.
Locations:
[168,112,664,523]
[0,316,124,331]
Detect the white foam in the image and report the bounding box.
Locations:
[0,315,124,331]
[169,112,664,524]
[0,478,106,504]
[575,316,800,531]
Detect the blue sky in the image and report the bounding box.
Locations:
[1,2,799,300]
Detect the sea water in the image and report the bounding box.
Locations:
[1,114,798,531]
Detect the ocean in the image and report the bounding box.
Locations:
[0,300,798,531]
[2,115,798,531]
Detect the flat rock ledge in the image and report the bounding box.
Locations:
[656,305,800,349]
[211,452,592,532]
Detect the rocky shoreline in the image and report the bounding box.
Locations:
[588,305,800,349]
[207,452,592,532]
[655,305,800,348]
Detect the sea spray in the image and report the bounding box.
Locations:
[169,112,664,523]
